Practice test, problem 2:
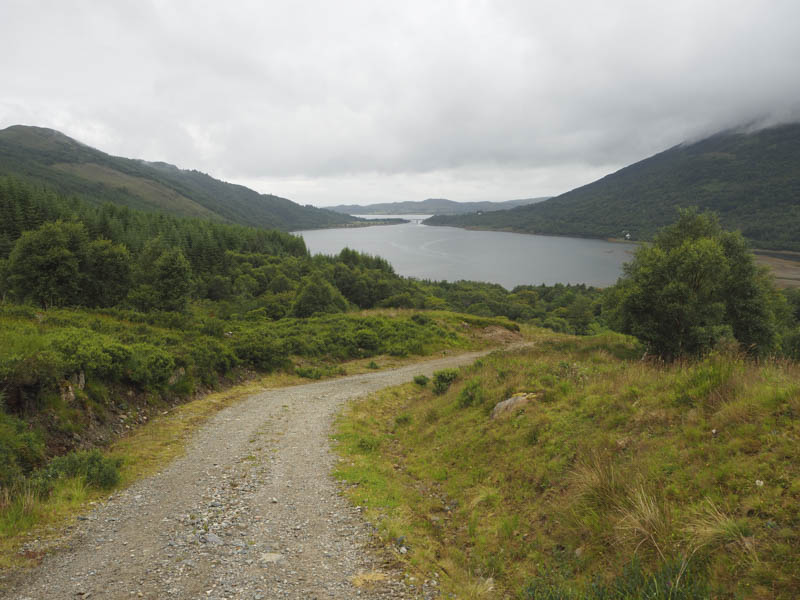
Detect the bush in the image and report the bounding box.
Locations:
[433,368,459,395]
[49,329,131,380]
[0,410,46,488]
[413,374,429,386]
[295,366,322,379]
[126,344,175,388]
[457,377,485,408]
[233,332,288,371]
[355,328,379,353]
[38,449,122,490]
[188,337,239,384]
[411,313,431,325]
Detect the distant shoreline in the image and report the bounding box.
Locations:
[424,222,799,287]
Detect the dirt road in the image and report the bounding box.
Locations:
[3,349,497,600]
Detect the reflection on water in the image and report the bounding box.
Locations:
[296,217,636,289]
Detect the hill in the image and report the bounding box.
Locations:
[425,123,800,251]
[328,196,548,215]
[0,125,356,231]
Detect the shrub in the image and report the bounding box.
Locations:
[232,332,288,372]
[411,313,431,325]
[296,366,322,379]
[188,337,238,384]
[413,374,429,386]
[0,410,46,488]
[38,449,122,490]
[355,328,379,353]
[126,344,175,388]
[433,368,459,395]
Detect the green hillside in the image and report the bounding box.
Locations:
[335,333,800,598]
[0,125,356,231]
[425,123,800,251]
[329,196,548,216]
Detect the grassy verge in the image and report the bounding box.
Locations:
[333,329,800,599]
[0,313,517,572]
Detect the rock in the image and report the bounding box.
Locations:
[491,393,537,419]
[201,532,224,545]
[260,552,284,563]
[60,383,76,405]
[69,371,86,390]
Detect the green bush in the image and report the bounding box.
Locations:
[457,377,485,408]
[49,329,132,380]
[38,449,122,490]
[233,332,288,371]
[355,328,379,353]
[296,366,322,379]
[413,374,429,386]
[433,368,459,395]
[411,313,431,325]
[0,410,46,488]
[126,343,175,388]
[187,337,239,384]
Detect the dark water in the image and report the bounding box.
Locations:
[296,216,636,289]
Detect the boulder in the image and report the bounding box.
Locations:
[491,393,537,419]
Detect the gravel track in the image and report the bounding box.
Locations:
[2,349,497,600]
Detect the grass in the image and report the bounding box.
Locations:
[333,328,800,599]
[0,316,514,574]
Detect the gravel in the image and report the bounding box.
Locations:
[1,349,498,600]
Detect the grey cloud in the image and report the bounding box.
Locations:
[1,0,799,205]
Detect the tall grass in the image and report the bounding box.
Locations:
[334,329,800,598]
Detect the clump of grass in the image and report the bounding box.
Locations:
[684,498,758,564]
[457,377,485,408]
[615,485,674,562]
[571,453,626,511]
[413,374,429,386]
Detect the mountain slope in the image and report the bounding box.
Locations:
[329,196,548,215]
[425,123,800,250]
[0,125,356,231]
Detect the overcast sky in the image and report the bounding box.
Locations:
[2,1,799,206]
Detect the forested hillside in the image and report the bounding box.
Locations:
[0,125,356,231]
[0,175,606,441]
[426,123,800,250]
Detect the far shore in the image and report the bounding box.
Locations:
[424,222,799,288]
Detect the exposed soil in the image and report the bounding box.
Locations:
[1,348,507,600]
[754,251,800,288]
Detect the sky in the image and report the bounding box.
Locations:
[2,1,799,207]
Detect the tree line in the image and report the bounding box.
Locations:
[2,176,799,359]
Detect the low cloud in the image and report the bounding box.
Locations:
[2,0,799,205]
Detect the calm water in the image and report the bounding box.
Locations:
[296,216,636,289]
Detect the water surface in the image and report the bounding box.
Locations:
[297,217,636,288]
